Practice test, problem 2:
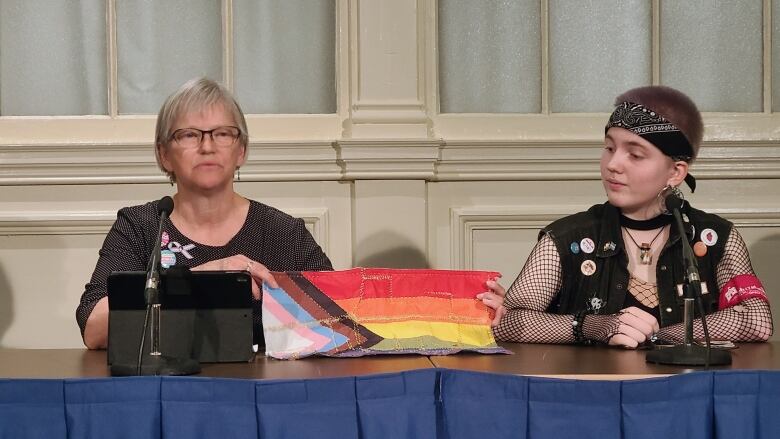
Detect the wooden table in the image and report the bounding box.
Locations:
[0,348,435,379]
[201,354,435,380]
[2,342,777,380]
[430,342,780,379]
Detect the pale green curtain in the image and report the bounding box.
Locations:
[233,0,336,114]
[549,0,650,113]
[661,0,762,112]
[439,0,764,113]
[116,0,222,114]
[439,0,541,113]
[0,0,107,116]
[0,0,335,116]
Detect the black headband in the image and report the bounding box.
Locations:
[606,101,697,192]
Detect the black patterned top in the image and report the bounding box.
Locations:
[76,199,333,344]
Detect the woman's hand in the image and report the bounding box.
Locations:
[191,254,278,300]
[477,278,507,327]
[605,306,660,349]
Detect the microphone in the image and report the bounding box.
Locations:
[111,196,200,376]
[158,195,175,214]
[144,196,174,304]
[646,193,731,366]
[664,192,684,213]
[663,193,703,292]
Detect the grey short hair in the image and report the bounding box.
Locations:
[154,77,249,182]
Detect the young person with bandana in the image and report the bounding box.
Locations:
[478,86,773,348]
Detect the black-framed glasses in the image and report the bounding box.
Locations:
[170,126,241,149]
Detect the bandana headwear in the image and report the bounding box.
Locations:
[606,101,697,192]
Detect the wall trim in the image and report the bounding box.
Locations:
[0,211,116,235]
[0,208,331,252]
[0,141,341,185]
[709,209,780,228]
[337,138,440,179]
[284,207,330,256]
[450,206,579,269]
[2,139,780,184]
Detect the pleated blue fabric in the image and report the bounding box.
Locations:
[2,370,779,438]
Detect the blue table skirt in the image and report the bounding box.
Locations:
[1,369,778,439]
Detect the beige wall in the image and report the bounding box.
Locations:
[1,0,779,347]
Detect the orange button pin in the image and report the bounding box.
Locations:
[693,241,707,257]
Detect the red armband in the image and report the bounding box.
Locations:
[719,274,768,309]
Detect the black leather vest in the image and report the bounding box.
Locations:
[542,202,731,327]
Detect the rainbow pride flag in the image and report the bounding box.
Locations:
[262,268,510,359]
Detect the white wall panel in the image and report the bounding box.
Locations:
[0,234,104,348]
[353,180,428,268]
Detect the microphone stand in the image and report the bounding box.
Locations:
[646,203,731,367]
[110,198,200,376]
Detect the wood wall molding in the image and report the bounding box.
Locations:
[337,138,440,179]
[0,208,330,249]
[449,206,577,269]
[3,139,779,184]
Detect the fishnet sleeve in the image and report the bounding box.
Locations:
[493,234,578,343]
[493,233,632,344]
[656,227,773,342]
[716,226,758,287]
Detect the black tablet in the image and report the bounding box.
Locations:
[107,270,254,364]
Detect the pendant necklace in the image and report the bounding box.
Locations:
[623,226,666,265]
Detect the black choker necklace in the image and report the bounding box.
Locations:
[619,213,673,230]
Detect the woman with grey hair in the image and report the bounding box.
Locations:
[77,77,332,349]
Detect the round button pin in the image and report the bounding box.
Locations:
[580,238,595,254]
[693,241,708,257]
[701,228,718,246]
[160,250,176,268]
[580,259,597,276]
